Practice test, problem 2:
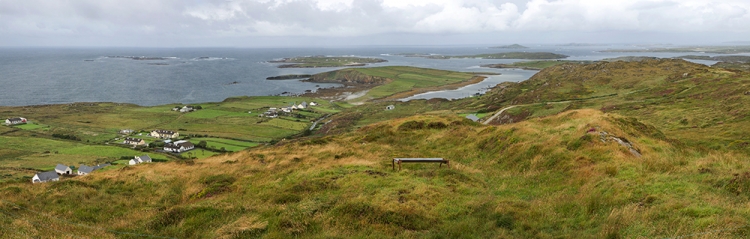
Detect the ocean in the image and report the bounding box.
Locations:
[0,45,730,106]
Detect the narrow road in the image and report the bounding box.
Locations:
[310,114,331,131]
[483,105,518,125]
[482,101,573,125]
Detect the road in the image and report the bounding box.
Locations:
[482,105,518,125]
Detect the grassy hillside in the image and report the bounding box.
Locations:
[2,110,749,238]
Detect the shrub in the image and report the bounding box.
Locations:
[398,120,425,131]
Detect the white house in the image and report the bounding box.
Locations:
[120,129,134,135]
[298,101,308,109]
[55,164,72,175]
[164,140,195,153]
[129,155,152,165]
[151,129,179,139]
[32,171,59,183]
[5,117,27,125]
[123,137,145,146]
[310,102,318,106]
[77,165,95,176]
[179,106,194,113]
[386,105,395,110]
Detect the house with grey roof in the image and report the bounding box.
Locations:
[78,163,111,175]
[466,114,480,122]
[77,165,95,176]
[32,171,59,183]
[55,164,72,175]
[129,155,152,165]
[298,101,308,109]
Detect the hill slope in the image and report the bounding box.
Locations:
[2,109,750,238]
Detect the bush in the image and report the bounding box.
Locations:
[398,121,425,131]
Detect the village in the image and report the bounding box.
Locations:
[4,101,326,184]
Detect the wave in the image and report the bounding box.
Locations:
[191,57,234,61]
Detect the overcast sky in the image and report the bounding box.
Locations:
[1,0,749,47]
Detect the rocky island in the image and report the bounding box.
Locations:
[268,56,387,68]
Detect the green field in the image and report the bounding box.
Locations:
[0,96,340,181]
[0,136,165,170]
[192,138,260,152]
[12,122,49,130]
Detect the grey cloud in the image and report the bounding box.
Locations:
[0,0,749,47]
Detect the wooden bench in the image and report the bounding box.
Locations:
[392,158,449,171]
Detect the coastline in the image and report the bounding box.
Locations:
[381,75,488,101]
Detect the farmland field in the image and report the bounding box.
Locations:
[191,138,260,152]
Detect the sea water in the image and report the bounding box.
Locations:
[0,45,732,106]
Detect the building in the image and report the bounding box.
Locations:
[151,129,179,139]
[386,105,395,110]
[78,163,111,175]
[164,140,195,153]
[55,164,72,175]
[129,155,152,165]
[32,171,59,183]
[77,165,95,176]
[310,102,318,106]
[120,129,134,135]
[179,106,194,113]
[5,117,27,125]
[123,137,146,146]
[466,114,480,122]
[298,101,308,109]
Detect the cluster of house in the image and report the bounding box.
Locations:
[31,163,111,183]
[122,129,179,146]
[4,117,27,126]
[120,129,193,153]
[172,105,200,113]
[261,101,317,118]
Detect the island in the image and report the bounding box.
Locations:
[266,74,314,80]
[268,56,387,68]
[555,43,608,47]
[482,60,594,70]
[674,55,750,63]
[394,52,569,60]
[490,44,528,49]
[600,45,750,54]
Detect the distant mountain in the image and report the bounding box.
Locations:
[556,43,608,47]
[490,44,528,49]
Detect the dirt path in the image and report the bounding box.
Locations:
[483,105,519,125]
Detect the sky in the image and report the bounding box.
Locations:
[1,0,749,47]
